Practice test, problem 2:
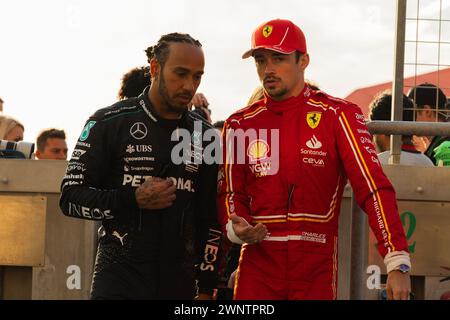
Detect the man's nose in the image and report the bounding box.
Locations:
[264,60,276,75]
[182,77,196,93]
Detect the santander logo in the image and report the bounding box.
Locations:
[306,135,322,149]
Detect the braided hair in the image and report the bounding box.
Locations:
[145,33,202,71]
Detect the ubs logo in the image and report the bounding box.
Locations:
[130,122,148,140]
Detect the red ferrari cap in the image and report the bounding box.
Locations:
[242,19,307,59]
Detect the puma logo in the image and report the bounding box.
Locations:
[112,231,128,246]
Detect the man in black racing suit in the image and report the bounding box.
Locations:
[59,33,221,299]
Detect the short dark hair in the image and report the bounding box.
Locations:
[407,83,448,121]
[145,33,202,72]
[118,66,150,100]
[213,120,225,130]
[37,129,66,152]
[407,83,447,110]
[369,90,414,121]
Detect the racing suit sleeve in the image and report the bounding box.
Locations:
[195,159,223,295]
[59,117,138,221]
[216,120,251,244]
[335,104,410,273]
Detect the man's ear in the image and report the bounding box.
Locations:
[299,53,310,71]
[35,149,41,159]
[150,58,160,79]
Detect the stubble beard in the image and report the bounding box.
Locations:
[158,73,188,115]
[265,86,288,100]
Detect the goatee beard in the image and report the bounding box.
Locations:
[267,88,288,98]
[159,74,187,115]
[167,103,186,115]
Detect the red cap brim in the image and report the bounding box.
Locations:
[242,46,296,59]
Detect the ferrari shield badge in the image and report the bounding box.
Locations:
[307,112,322,129]
[262,25,273,38]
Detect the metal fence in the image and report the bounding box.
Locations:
[347,0,450,300]
[386,0,450,164]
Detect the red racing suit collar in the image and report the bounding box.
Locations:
[265,84,312,113]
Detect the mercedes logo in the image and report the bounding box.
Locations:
[130,122,148,140]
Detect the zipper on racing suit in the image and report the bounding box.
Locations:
[180,201,192,237]
[138,208,143,231]
[287,184,296,211]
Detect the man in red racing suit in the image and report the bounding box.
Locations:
[217,18,411,300]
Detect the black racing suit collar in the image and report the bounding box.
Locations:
[138,86,189,128]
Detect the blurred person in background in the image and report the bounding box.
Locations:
[35,128,68,160]
[408,83,449,166]
[213,120,225,134]
[0,114,24,142]
[118,66,151,100]
[191,105,212,123]
[369,90,433,166]
[246,86,264,106]
[189,92,212,123]
[0,97,4,112]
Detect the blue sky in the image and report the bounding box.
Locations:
[1,0,449,153]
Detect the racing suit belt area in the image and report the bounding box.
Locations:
[60,87,221,299]
[218,86,408,300]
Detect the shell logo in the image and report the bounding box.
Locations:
[247,140,270,162]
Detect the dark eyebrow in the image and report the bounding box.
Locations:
[173,67,204,76]
[173,67,190,72]
[271,52,286,58]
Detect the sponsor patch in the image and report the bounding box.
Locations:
[247,140,269,162]
[360,137,372,145]
[303,157,325,167]
[191,131,202,147]
[250,161,272,178]
[306,135,322,149]
[185,163,199,173]
[130,122,148,140]
[307,112,322,129]
[76,141,91,148]
[355,112,366,125]
[299,231,327,244]
[71,149,86,160]
[79,121,96,142]
[262,25,273,38]
[300,148,327,157]
[124,156,155,162]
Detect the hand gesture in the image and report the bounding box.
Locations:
[191,92,209,108]
[135,177,176,210]
[230,213,268,244]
